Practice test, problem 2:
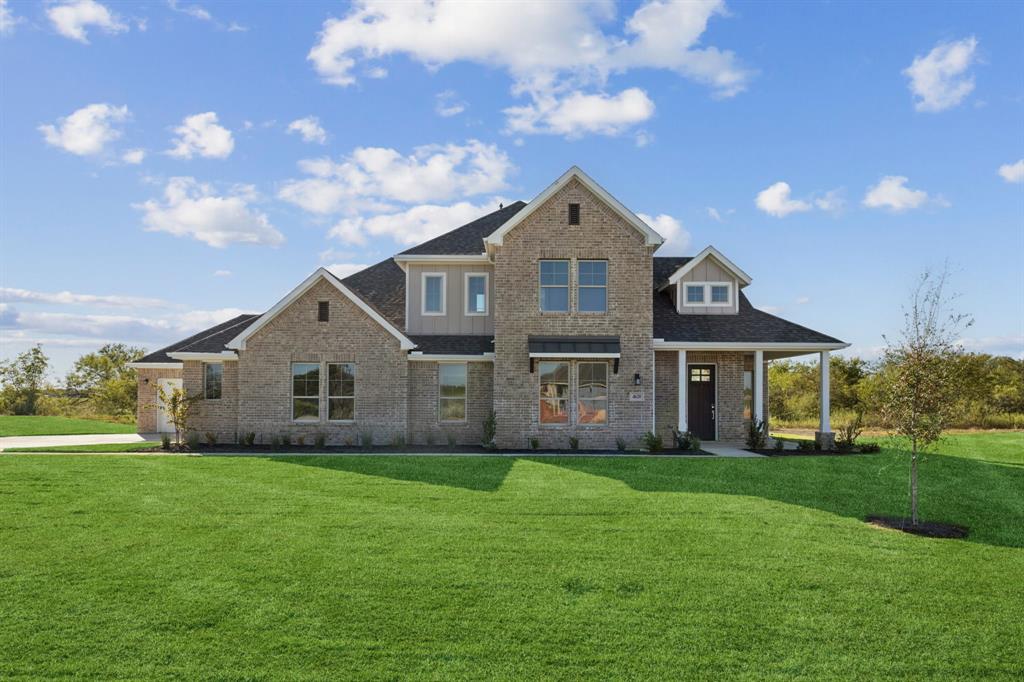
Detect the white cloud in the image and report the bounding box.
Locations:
[365,66,388,78]
[435,90,466,117]
[167,112,234,159]
[307,0,749,137]
[1,287,167,308]
[814,188,846,214]
[759,305,783,314]
[862,176,937,212]
[167,0,211,21]
[634,130,653,147]
[706,207,722,222]
[638,213,690,256]
[121,148,146,164]
[1,307,248,343]
[136,177,284,248]
[227,22,248,32]
[1,0,23,35]
[998,159,1024,184]
[329,198,508,246]
[795,296,810,305]
[286,116,327,144]
[39,103,129,157]
[279,139,513,214]
[755,181,812,218]
[956,335,1024,359]
[325,263,370,279]
[903,37,978,112]
[213,269,232,277]
[47,0,127,43]
[505,88,655,137]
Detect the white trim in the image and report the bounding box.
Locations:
[408,352,495,362]
[682,282,706,306]
[128,362,182,369]
[421,272,447,316]
[681,281,733,308]
[819,350,831,433]
[226,268,415,351]
[753,350,764,423]
[437,361,468,424]
[464,272,489,316]
[394,254,489,264]
[665,245,753,288]
[291,361,321,423]
[653,341,849,351]
[166,351,238,362]
[529,352,621,359]
[677,349,687,432]
[539,259,570,313]
[484,166,664,249]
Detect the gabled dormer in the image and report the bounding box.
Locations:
[661,246,752,315]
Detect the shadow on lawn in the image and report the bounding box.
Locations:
[271,455,514,492]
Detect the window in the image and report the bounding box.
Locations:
[578,260,607,313]
[539,260,569,312]
[685,284,705,304]
[683,282,732,307]
[743,369,753,420]
[568,203,580,225]
[465,273,488,315]
[318,301,329,322]
[690,367,712,382]
[422,273,446,315]
[539,361,569,424]
[439,363,467,422]
[577,362,608,425]
[328,363,355,421]
[204,363,222,400]
[711,285,729,304]
[292,362,320,421]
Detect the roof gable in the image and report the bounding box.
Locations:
[398,202,527,256]
[484,166,664,250]
[665,245,752,288]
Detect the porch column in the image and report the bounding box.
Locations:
[753,350,764,423]
[677,350,687,431]
[817,350,834,449]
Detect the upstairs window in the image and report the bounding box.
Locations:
[439,363,467,422]
[318,301,329,322]
[568,203,580,225]
[711,285,730,304]
[539,260,569,312]
[465,273,488,315]
[578,260,607,313]
[292,362,320,421]
[422,273,446,316]
[204,363,222,400]
[685,284,705,304]
[683,282,733,307]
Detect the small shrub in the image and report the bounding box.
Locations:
[529,437,540,450]
[796,439,816,452]
[314,432,326,449]
[641,431,663,453]
[482,410,497,449]
[270,434,282,449]
[160,433,171,450]
[185,431,200,450]
[360,430,374,448]
[445,430,457,447]
[242,432,256,447]
[296,435,305,447]
[672,429,701,451]
[205,431,217,446]
[425,430,435,446]
[568,436,579,450]
[392,433,406,448]
[835,413,864,452]
[859,442,881,453]
[745,419,768,450]
[773,437,785,452]
[615,436,627,452]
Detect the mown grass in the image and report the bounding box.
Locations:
[0,436,1021,679]
[4,441,163,453]
[0,415,135,437]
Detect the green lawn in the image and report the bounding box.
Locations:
[0,415,135,437]
[1,435,1021,679]
[4,441,163,453]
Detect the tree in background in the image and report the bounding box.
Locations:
[0,345,50,415]
[880,267,972,526]
[65,344,145,420]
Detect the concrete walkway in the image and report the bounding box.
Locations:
[701,441,764,458]
[0,433,157,452]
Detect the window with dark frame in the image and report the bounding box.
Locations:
[292,362,320,421]
[204,363,222,400]
[318,301,329,322]
[568,203,580,225]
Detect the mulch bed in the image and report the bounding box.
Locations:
[154,443,714,456]
[748,448,870,457]
[866,515,969,539]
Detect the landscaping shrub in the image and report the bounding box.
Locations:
[242,432,256,447]
[529,437,539,450]
[297,435,305,447]
[281,433,292,446]
[773,437,785,452]
[392,434,406,448]
[445,430,457,447]
[205,432,217,446]
[672,429,701,451]
[314,433,326,449]
[360,430,374,448]
[835,412,864,452]
[482,410,497,449]
[641,431,663,453]
[569,436,579,450]
[859,442,881,453]
[615,437,627,452]
[185,431,200,450]
[160,433,171,450]
[796,439,816,452]
[270,434,282,449]
[745,419,768,450]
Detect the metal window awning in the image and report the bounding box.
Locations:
[528,336,620,372]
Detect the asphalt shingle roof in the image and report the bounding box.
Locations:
[409,335,494,355]
[135,314,261,364]
[399,201,527,255]
[337,258,407,330]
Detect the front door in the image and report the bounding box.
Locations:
[687,365,716,440]
[156,378,183,434]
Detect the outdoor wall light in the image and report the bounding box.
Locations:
[634,373,642,386]
[143,378,149,385]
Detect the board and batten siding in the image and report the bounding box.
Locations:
[406,263,495,335]
[676,256,739,315]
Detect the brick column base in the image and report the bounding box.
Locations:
[815,431,835,451]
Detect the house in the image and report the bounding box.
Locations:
[129,167,847,449]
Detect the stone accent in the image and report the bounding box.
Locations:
[184,360,239,444]
[135,367,182,433]
[407,361,494,445]
[815,431,836,450]
[492,177,655,449]
[236,278,408,446]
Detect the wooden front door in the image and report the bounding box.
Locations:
[687,365,716,440]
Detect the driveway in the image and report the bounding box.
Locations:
[0,433,158,452]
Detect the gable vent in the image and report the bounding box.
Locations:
[318,301,329,322]
[568,203,580,225]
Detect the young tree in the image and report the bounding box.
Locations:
[0,345,50,415]
[154,384,202,447]
[880,266,972,525]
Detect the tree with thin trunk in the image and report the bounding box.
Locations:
[880,266,972,525]
[155,384,201,448]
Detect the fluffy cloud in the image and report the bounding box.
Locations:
[862,176,939,212]
[326,263,370,279]
[167,112,234,159]
[307,0,749,137]
[998,159,1024,184]
[39,103,129,156]
[903,37,978,112]
[1,0,22,35]
[755,182,812,218]
[121,148,146,164]
[435,90,467,118]
[213,269,232,277]
[505,88,655,137]
[47,0,127,43]
[167,0,212,22]
[136,177,284,247]
[329,199,508,246]
[814,188,846,214]
[286,116,327,144]
[638,213,690,256]
[279,140,513,214]
[1,287,167,308]
[1,307,248,343]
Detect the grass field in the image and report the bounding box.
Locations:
[1,434,1021,679]
[4,441,163,453]
[0,415,135,437]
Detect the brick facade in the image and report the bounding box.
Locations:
[184,360,239,444]
[135,367,182,433]
[407,361,494,445]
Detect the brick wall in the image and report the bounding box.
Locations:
[492,178,656,449]
[135,367,182,433]
[184,360,239,444]
[407,361,494,445]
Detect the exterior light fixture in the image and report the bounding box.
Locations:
[634,373,641,386]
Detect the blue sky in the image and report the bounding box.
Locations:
[1,0,1022,376]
